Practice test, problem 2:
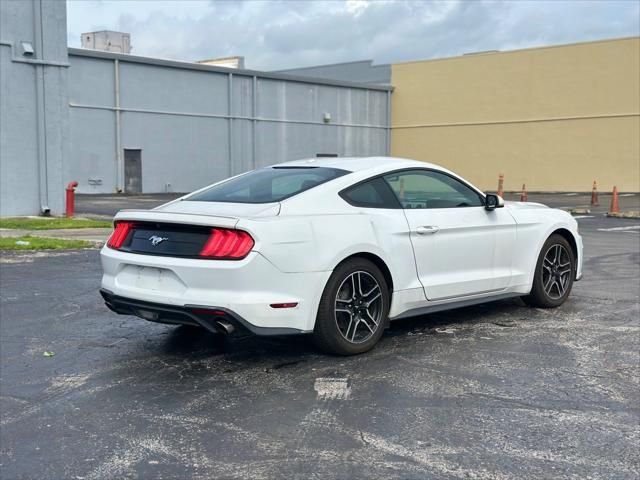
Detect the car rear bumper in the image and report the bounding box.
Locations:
[100,289,304,336]
[100,246,331,332]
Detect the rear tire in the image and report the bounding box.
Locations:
[523,234,575,308]
[313,258,390,355]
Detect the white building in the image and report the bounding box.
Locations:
[81,30,131,54]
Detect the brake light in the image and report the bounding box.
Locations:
[107,221,135,249]
[199,228,254,259]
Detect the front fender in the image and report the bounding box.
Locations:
[509,207,582,291]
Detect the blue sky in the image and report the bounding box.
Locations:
[66,0,640,70]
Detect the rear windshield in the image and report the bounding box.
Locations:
[186,167,350,204]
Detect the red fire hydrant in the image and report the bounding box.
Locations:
[65,181,79,217]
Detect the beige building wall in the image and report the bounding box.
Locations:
[390,37,640,192]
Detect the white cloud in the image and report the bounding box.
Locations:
[345,0,371,16]
[66,0,640,70]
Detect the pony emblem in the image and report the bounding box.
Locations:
[148,235,169,246]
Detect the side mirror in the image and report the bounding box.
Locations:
[485,193,504,211]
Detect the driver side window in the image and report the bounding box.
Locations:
[383,170,483,209]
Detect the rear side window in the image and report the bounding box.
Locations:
[340,177,401,209]
[186,167,349,204]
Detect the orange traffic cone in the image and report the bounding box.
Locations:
[520,184,528,202]
[497,174,504,197]
[591,181,599,206]
[609,186,620,214]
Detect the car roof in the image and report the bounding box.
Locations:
[274,156,441,173]
[273,156,487,205]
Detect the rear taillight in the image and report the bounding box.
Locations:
[107,221,135,249]
[199,228,254,259]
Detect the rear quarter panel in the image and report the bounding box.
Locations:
[238,205,421,294]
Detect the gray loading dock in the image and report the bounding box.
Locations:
[67,49,392,195]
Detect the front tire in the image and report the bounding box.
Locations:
[523,234,575,308]
[313,258,390,355]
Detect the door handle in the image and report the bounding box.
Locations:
[415,226,439,235]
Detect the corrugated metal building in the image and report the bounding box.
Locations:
[67,49,391,195]
[0,0,391,215]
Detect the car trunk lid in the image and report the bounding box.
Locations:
[110,210,249,259]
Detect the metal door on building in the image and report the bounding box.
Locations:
[124,149,142,194]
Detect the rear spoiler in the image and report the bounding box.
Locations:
[113,210,239,229]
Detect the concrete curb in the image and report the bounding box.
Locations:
[606,211,640,219]
[567,208,591,215]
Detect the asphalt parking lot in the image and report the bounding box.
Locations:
[1,203,639,479]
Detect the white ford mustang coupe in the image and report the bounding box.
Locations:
[101,157,583,355]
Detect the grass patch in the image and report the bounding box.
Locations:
[0,236,96,250]
[0,217,112,230]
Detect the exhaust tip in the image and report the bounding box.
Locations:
[216,320,235,335]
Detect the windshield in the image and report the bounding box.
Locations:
[186,166,350,204]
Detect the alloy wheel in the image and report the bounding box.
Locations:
[334,271,384,344]
[542,244,572,300]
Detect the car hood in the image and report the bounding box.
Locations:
[153,200,281,218]
[504,201,549,210]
